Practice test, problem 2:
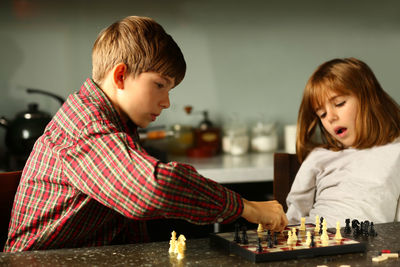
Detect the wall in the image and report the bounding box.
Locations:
[1,0,400,156]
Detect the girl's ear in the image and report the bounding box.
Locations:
[113,63,127,89]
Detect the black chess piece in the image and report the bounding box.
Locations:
[268,236,274,248]
[234,223,241,243]
[369,222,378,237]
[257,237,263,252]
[362,220,370,237]
[344,218,351,235]
[274,232,278,245]
[310,234,315,247]
[241,225,248,245]
[319,217,324,234]
[351,219,360,229]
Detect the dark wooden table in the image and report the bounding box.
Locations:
[1,222,399,266]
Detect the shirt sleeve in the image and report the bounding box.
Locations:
[286,151,319,224]
[62,121,243,225]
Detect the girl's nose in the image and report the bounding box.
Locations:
[327,111,338,123]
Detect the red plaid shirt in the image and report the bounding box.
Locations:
[4,79,243,252]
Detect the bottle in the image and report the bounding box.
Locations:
[187,111,221,158]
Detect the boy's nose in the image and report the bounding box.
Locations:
[160,95,170,109]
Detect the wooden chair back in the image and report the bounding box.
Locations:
[273,153,301,212]
[0,170,22,251]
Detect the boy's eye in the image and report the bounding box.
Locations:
[155,82,164,88]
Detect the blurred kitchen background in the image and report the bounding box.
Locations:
[1,0,400,171]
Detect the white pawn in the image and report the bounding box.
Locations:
[314,215,320,233]
[176,234,186,260]
[257,223,264,233]
[335,221,342,241]
[291,227,298,242]
[305,231,311,247]
[300,217,306,231]
[169,231,177,254]
[287,230,293,245]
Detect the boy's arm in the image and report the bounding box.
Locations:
[64,126,244,225]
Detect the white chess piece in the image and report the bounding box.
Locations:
[305,231,311,247]
[291,227,298,242]
[335,221,342,241]
[320,219,329,242]
[257,223,264,233]
[176,234,186,260]
[287,230,293,245]
[314,215,320,233]
[169,231,177,254]
[300,217,306,231]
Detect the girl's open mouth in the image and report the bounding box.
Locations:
[335,127,347,136]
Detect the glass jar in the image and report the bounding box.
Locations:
[251,122,278,152]
[222,124,249,156]
[168,124,194,155]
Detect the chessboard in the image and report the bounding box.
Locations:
[210,223,366,263]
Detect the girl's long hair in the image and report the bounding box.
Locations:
[297,58,400,162]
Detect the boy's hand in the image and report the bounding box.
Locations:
[241,199,288,232]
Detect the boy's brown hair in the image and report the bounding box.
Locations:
[297,57,400,162]
[92,16,186,86]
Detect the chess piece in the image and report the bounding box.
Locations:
[362,220,370,237]
[287,230,293,245]
[310,234,315,247]
[257,237,263,252]
[268,236,274,248]
[176,235,186,260]
[352,219,360,237]
[291,227,298,242]
[305,231,311,247]
[234,223,241,243]
[320,218,329,242]
[178,235,186,250]
[344,218,351,235]
[314,215,320,233]
[257,223,264,233]
[369,222,378,237]
[273,232,278,245]
[300,217,306,231]
[169,231,177,254]
[241,225,248,245]
[319,216,324,234]
[335,221,342,241]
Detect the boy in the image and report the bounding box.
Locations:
[4,16,287,252]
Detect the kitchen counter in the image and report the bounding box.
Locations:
[169,152,274,184]
[1,222,399,266]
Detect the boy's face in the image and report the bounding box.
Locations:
[315,92,358,148]
[116,72,174,128]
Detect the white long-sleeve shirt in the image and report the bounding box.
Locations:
[286,140,400,228]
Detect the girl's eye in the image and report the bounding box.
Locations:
[319,113,326,119]
[336,101,346,107]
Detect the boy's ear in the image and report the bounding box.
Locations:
[113,63,127,89]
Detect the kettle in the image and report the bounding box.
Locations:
[0,88,65,156]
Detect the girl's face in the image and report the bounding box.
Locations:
[315,92,359,148]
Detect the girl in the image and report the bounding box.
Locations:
[286,57,400,227]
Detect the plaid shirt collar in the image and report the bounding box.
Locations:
[82,78,139,141]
